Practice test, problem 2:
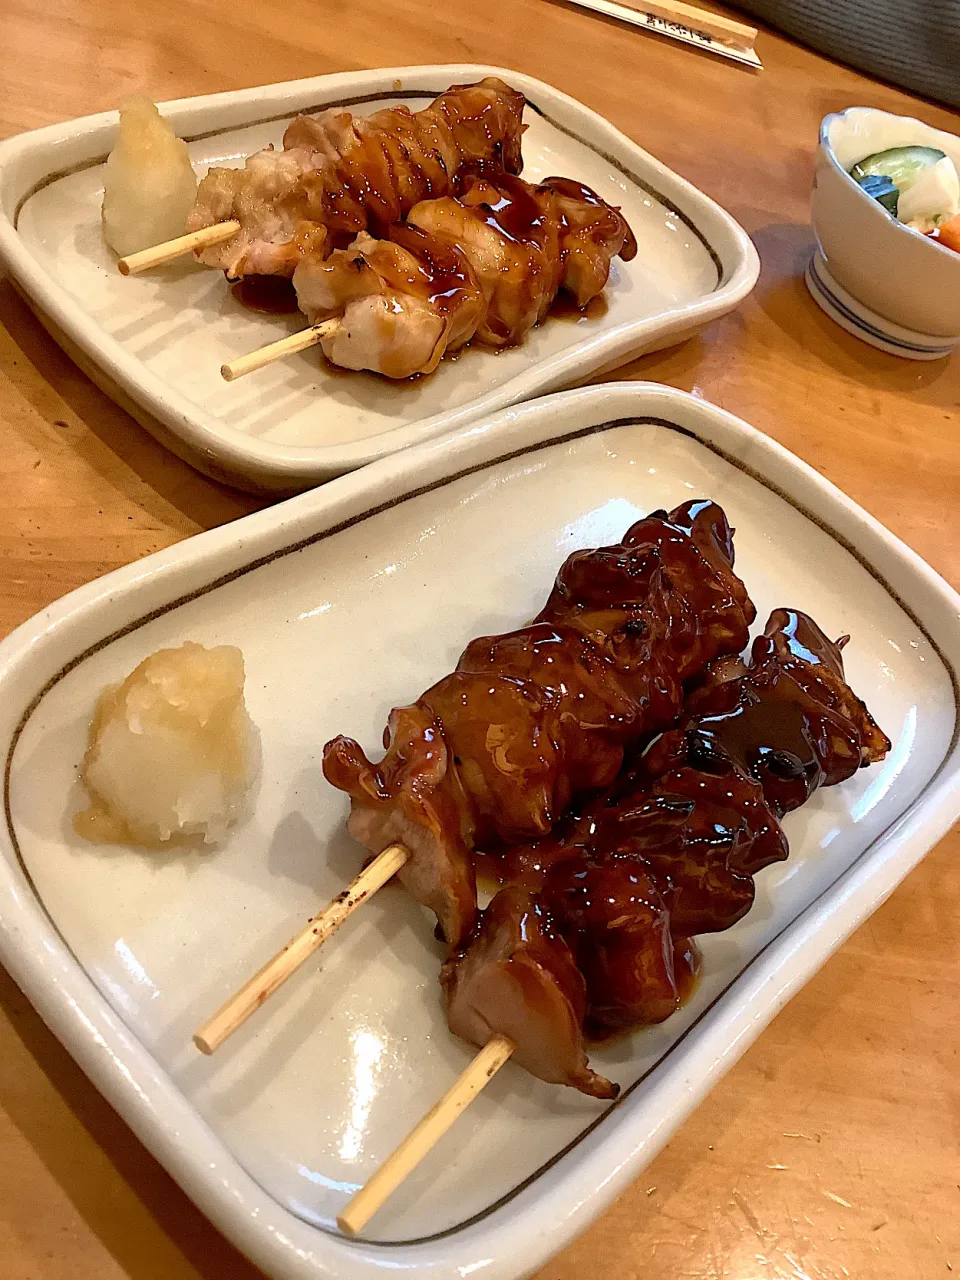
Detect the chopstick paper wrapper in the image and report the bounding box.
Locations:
[561,0,762,68]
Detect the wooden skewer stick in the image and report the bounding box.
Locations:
[193,842,409,1055]
[220,319,339,382]
[117,220,242,275]
[338,1034,516,1236]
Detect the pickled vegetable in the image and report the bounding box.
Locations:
[851,145,946,192]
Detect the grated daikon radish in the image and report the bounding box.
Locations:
[76,642,258,848]
[101,95,198,257]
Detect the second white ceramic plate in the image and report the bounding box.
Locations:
[1,383,957,1279]
[0,65,758,491]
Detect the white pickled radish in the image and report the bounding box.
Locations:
[101,95,198,256]
[898,156,960,231]
[76,642,259,848]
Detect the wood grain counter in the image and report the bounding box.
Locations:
[0,2,957,1275]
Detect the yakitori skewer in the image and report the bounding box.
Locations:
[220,319,338,382]
[323,499,755,946]
[217,169,637,382]
[433,609,892,1092]
[337,609,890,1234]
[184,78,526,279]
[337,1034,515,1236]
[193,502,754,1057]
[117,220,241,275]
[194,842,408,1053]
[116,79,526,281]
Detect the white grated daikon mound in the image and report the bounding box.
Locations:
[101,94,198,257]
[75,642,259,849]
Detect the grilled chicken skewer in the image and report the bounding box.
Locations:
[194,501,752,1052]
[323,499,754,948]
[221,168,637,381]
[338,609,889,1234]
[184,78,527,279]
[442,608,890,1098]
[278,168,636,379]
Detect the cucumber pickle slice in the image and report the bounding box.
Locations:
[850,145,946,192]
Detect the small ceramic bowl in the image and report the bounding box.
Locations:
[808,106,960,359]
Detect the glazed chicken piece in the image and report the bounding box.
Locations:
[406,170,566,347]
[294,224,485,378]
[441,861,699,1097]
[540,176,640,304]
[323,500,755,945]
[535,498,752,680]
[643,608,891,813]
[440,886,619,1099]
[441,609,889,1093]
[499,608,889,914]
[324,704,477,950]
[411,170,637,340]
[543,858,701,1032]
[293,169,636,377]
[186,78,526,278]
[601,764,789,936]
[498,758,787,935]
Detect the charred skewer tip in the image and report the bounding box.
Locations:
[220,318,340,382]
[337,1033,516,1236]
[116,220,242,275]
[192,842,408,1054]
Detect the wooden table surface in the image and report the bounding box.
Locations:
[1,2,958,1277]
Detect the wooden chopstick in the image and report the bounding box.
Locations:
[560,0,762,67]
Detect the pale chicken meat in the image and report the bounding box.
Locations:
[293,170,637,378]
[294,225,484,379]
[185,78,526,278]
[186,155,331,277]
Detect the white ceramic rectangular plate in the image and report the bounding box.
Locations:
[0,65,759,493]
[1,382,958,1280]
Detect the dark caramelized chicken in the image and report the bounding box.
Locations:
[442,609,889,1095]
[441,887,618,1100]
[186,78,526,278]
[323,500,755,947]
[543,858,701,1033]
[331,704,477,950]
[643,607,891,810]
[293,169,637,377]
